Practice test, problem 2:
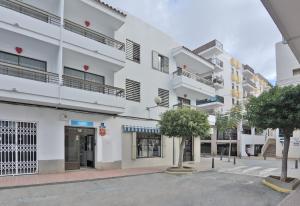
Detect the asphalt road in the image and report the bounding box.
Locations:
[0,171,286,206]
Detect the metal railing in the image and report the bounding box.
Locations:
[0,0,61,26]
[64,20,125,51]
[196,95,224,105]
[173,68,214,87]
[243,78,256,88]
[209,57,223,68]
[0,0,125,51]
[63,75,125,97]
[243,65,255,74]
[0,62,59,84]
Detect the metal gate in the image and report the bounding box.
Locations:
[0,121,37,176]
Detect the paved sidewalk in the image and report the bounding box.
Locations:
[279,187,300,206]
[0,167,166,189]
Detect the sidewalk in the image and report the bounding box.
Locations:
[0,167,166,189]
[279,187,300,206]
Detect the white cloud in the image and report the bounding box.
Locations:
[105,0,281,84]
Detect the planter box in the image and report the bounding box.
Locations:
[263,175,300,193]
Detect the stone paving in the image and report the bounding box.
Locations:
[0,167,166,189]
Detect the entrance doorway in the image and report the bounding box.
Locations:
[183,137,193,162]
[65,127,95,170]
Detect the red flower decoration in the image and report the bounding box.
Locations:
[83,65,89,71]
[84,21,91,27]
[15,47,23,54]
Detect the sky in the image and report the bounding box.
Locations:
[105,0,282,85]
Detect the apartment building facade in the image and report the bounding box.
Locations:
[0,0,220,176]
[194,40,272,157]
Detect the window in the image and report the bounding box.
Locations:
[0,51,46,71]
[236,85,239,90]
[231,68,234,74]
[293,68,300,76]
[232,98,235,105]
[126,39,140,63]
[178,97,191,105]
[152,51,169,73]
[158,88,169,107]
[136,133,161,158]
[236,71,239,76]
[126,79,141,102]
[232,83,234,89]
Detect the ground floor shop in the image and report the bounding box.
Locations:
[0,103,210,176]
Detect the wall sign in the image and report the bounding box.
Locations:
[99,123,106,136]
[70,120,94,127]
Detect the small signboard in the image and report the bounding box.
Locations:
[70,120,94,127]
[99,123,106,136]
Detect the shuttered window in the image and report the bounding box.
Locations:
[158,88,169,107]
[126,79,141,102]
[152,51,169,73]
[126,39,140,63]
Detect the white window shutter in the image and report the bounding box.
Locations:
[131,133,137,160]
[152,50,159,70]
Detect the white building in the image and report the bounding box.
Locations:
[262,0,300,159]
[194,40,271,157]
[0,0,220,176]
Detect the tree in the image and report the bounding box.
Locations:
[216,105,243,161]
[159,107,210,168]
[246,85,300,182]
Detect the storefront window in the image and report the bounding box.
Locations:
[136,133,161,158]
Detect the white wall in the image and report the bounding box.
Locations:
[0,29,59,73]
[240,134,266,156]
[276,42,300,86]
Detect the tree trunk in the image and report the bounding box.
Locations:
[281,133,291,182]
[178,137,187,168]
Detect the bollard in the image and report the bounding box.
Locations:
[234,156,236,165]
[296,160,298,169]
[212,157,215,169]
[220,154,223,161]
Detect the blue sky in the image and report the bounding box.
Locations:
[105,0,281,85]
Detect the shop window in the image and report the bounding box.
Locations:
[136,133,161,158]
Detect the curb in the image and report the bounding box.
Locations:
[262,179,292,193]
[0,170,164,190]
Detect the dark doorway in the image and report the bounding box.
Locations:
[254,144,263,156]
[217,143,237,156]
[183,137,193,162]
[201,143,211,155]
[65,127,95,170]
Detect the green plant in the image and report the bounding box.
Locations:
[159,107,210,168]
[246,85,300,182]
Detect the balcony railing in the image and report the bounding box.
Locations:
[196,95,224,105]
[64,20,125,51]
[0,62,59,84]
[209,58,223,68]
[243,65,255,74]
[63,75,125,97]
[173,68,214,87]
[0,0,61,26]
[0,0,125,51]
[243,78,256,88]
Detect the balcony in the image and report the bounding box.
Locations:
[172,68,216,100]
[194,40,223,57]
[0,0,125,65]
[230,58,241,69]
[243,78,256,91]
[62,75,124,97]
[172,47,214,75]
[0,62,59,84]
[209,57,223,72]
[196,95,224,110]
[243,64,255,78]
[0,62,125,114]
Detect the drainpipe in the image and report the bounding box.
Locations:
[58,0,65,105]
